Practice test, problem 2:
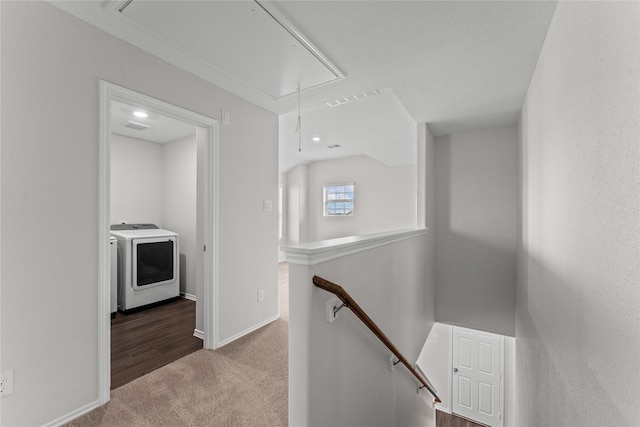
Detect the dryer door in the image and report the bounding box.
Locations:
[132,237,177,290]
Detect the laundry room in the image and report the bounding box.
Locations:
[111,100,199,305]
[109,99,204,388]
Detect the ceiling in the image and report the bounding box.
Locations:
[111,100,196,143]
[279,88,417,172]
[50,0,557,170]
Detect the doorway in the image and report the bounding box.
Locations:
[417,323,514,427]
[452,326,504,427]
[98,81,219,404]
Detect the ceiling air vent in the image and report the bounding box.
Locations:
[122,120,150,131]
[327,144,342,149]
[326,90,380,107]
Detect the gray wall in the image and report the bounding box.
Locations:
[517,2,640,426]
[0,2,278,425]
[435,128,518,336]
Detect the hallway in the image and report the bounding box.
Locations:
[65,264,290,426]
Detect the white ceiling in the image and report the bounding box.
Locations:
[274,1,557,129]
[279,88,417,172]
[49,0,557,169]
[117,0,343,99]
[111,100,196,144]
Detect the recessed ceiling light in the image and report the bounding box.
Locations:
[312,137,321,143]
[133,110,148,118]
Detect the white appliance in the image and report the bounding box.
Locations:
[110,236,118,317]
[111,224,180,312]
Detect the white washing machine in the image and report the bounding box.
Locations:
[111,224,180,312]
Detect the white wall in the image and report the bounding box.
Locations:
[517,2,640,426]
[416,322,452,413]
[307,155,417,242]
[284,155,417,245]
[417,123,435,230]
[288,124,437,427]
[0,2,278,426]
[434,128,518,337]
[288,234,436,427]
[163,135,197,297]
[278,172,287,262]
[110,134,198,297]
[195,128,207,333]
[503,335,515,427]
[111,134,164,226]
[285,163,309,245]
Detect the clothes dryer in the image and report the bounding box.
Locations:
[111,224,179,312]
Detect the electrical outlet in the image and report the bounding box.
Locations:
[258,289,264,302]
[1,370,14,397]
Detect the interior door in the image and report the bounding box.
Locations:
[452,326,502,427]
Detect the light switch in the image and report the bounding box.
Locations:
[263,200,273,211]
[221,110,230,125]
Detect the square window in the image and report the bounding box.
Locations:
[323,183,354,217]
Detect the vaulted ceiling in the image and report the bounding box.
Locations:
[50,0,557,171]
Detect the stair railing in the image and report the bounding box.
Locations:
[313,275,441,403]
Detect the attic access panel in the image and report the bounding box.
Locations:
[116,0,343,99]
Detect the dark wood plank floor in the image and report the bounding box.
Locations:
[436,410,486,427]
[111,298,202,390]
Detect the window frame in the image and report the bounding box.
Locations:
[323,183,355,217]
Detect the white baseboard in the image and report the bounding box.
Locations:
[217,314,280,348]
[193,328,204,340]
[181,292,197,301]
[44,398,102,427]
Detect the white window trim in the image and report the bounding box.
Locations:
[323,183,355,217]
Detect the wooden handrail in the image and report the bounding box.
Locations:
[313,275,441,403]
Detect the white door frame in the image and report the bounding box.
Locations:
[97,80,219,404]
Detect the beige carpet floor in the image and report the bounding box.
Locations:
[66,319,288,427]
[67,263,290,427]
